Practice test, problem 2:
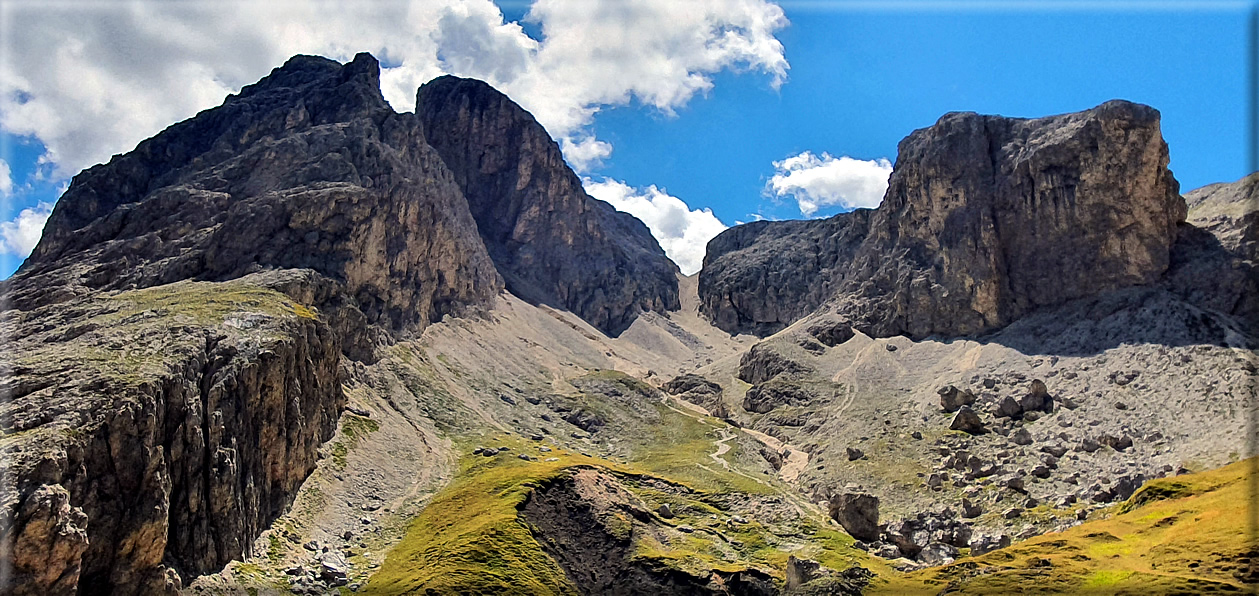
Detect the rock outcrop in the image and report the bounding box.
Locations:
[737,342,809,385]
[661,374,727,417]
[1165,172,1259,334]
[1,275,342,595]
[828,493,880,542]
[415,75,679,336]
[699,213,871,336]
[521,468,776,595]
[700,100,1186,338]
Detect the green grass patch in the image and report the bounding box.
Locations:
[364,436,591,595]
[103,280,315,327]
[1085,569,1134,587]
[899,457,1258,594]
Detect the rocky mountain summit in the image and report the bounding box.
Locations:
[416,75,680,336]
[700,100,1186,338]
[1,52,1255,596]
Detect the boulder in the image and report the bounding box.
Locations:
[1077,437,1101,453]
[1010,428,1033,446]
[1040,443,1069,458]
[1019,379,1053,413]
[885,531,923,559]
[993,396,1022,419]
[938,385,977,413]
[969,533,1012,556]
[949,406,985,434]
[1098,434,1134,451]
[918,543,959,566]
[828,493,880,542]
[873,543,903,559]
[961,498,983,519]
[785,556,824,591]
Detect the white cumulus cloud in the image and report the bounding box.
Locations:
[1,0,789,179]
[583,178,728,275]
[767,151,892,217]
[559,136,613,173]
[0,202,52,256]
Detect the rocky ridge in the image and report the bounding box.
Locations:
[416,75,680,336]
[700,100,1186,339]
[11,54,501,342]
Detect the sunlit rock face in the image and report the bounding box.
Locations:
[701,100,1185,339]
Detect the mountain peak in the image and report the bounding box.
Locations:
[416,70,680,336]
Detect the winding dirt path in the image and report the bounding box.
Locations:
[663,394,813,485]
[738,427,810,483]
[709,429,736,469]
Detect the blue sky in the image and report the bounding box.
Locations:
[1,1,1253,278]
[582,5,1254,223]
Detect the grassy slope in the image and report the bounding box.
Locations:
[365,445,1257,595]
[363,435,584,595]
[363,372,881,594]
[896,457,1258,594]
[356,343,1257,596]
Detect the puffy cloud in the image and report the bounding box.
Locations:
[500,0,789,155]
[0,159,11,196]
[559,136,613,173]
[1,0,788,179]
[0,202,52,256]
[767,151,892,216]
[583,178,727,275]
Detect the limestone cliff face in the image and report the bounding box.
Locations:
[416,76,680,337]
[13,53,503,336]
[698,212,871,335]
[1,275,342,595]
[700,100,1186,338]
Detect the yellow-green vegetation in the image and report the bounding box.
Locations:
[104,280,318,325]
[365,363,886,596]
[366,432,876,595]
[895,457,1258,594]
[364,435,592,595]
[13,280,322,388]
[341,415,381,442]
[229,560,289,593]
[568,369,773,494]
[630,404,773,495]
